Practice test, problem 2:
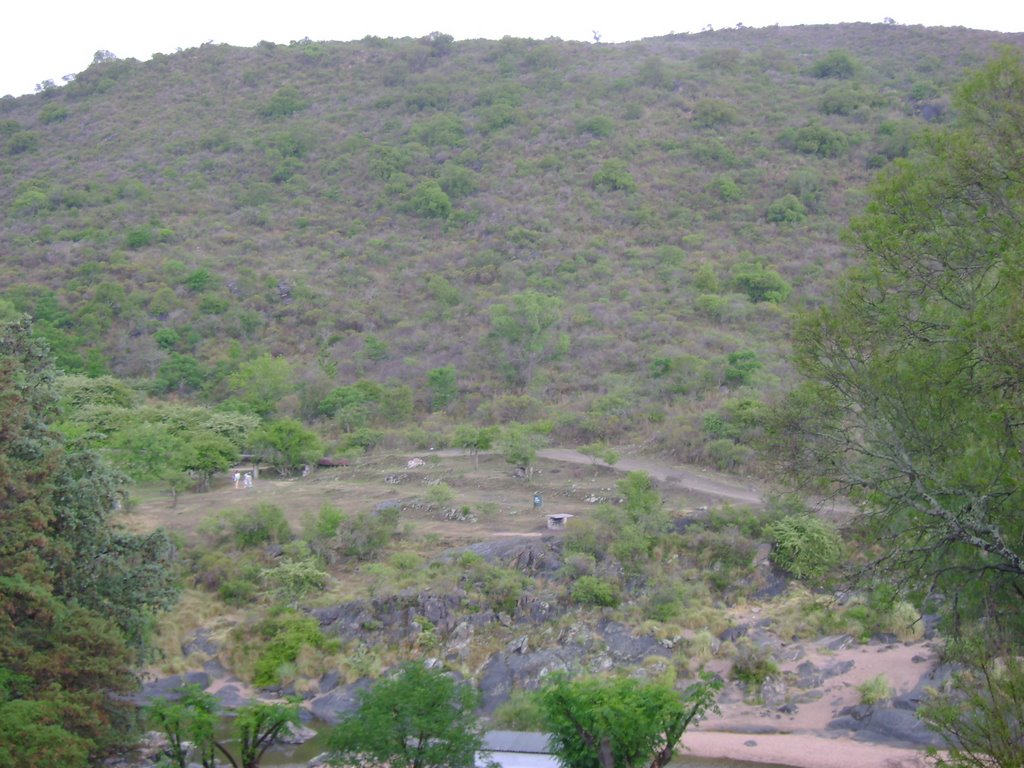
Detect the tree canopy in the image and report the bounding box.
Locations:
[327,661,485,768]
[767,47,1024,636]
[538,672,722,768]
[0,319,179,765]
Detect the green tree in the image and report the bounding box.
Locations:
[180,431,239,491]
[730,262,791,303]
[580,442,619,468]
[229,354,294,417]
[766,48,1024,638]
[918,640,1024,768]
[427,366,458,411]
[452,424,499,469]
[328,661,485,768]
[488,291,565,391]
[147,685,300,768]
[539,672,722,768]
[499,422,548,479]
[256,418,323,476]
[0,319,177,761]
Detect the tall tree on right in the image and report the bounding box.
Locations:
[768,47,1024,639]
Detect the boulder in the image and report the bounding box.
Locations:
[308,678,373,724]
[134,672,210,704]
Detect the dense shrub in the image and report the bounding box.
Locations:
[810,50,857,79]
[592,159,636,192]
[231,503,293,549]
[259,86,309,117]
[730,262,791,303]
[768,515,841,581]
[250,611,332,687]
[408,181,452,218]
[731,640,779,686]
[766,194,807,224]
[571,576,619,607]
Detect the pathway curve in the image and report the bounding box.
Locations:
[536,447,765,505]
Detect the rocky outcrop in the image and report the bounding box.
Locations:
[308,677,373,723]
[828,703,943,746]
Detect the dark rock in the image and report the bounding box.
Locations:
[597,620,669,663]
[750,565,790,600]
[280,722,318,745]
[760,677,788,708]
[824,634,857,651]
[134,672,210,704]
[212,683,251,710]
[478,646,585,713]
[719,625,748,643]
[455,537,564,574]
[891,661,956,711]
[319,670,341,693]
[794,658,854,689]
[309,678,373,724]
[265,544,285,558]
[744,740,758,747]
[203,658,229,678]
[181,628,219,658]
[854,706,944,747]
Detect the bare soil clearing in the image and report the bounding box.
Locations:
[127,448,761,545]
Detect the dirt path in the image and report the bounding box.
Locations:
[437,447,766,506]
[536,448,765,505]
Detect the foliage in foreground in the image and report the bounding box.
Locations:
[538,672,722,768]
[147,685,300,768]
[919,640,1024,768]
[0,319,180,765]
[328,660,484,768]
[767,47,1024,639]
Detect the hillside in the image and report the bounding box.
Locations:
[2,23,1022,466]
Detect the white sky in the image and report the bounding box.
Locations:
[4,0,1023,98]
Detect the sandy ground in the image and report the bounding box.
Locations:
[683,732,931,768]
[684,636,940,768]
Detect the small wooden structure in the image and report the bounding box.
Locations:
[546,513,573,530]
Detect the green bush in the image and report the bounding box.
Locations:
[731,640,779,686]
[6,131,39,155]
[336,507,400,560]
[577,115,615,137]
[408,181,452,219]
[571,576,619,607]
[251,611,330,687]
[766,194,807,224]
[479,566,529,614]
[644,584,684,622]
[259,86,309,117]
[857,675,892,705]
[231,504,293,549]
[39,103,69,123]
[219,578,259,606]
[730,262,791,303]
[491,689,546,730]
[811,50,857,79]
[592,159,636,192]
[768,515,841,581]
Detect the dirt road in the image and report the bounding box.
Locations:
[537,448,765,505]
[438,447,766,506]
